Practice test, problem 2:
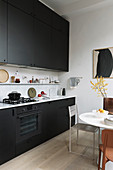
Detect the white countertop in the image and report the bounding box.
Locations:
[0,95,76,110]
[79,112,113,129]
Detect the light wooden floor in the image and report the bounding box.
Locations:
[0,129,99,170]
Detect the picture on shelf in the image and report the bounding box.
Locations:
[93,47,113,78]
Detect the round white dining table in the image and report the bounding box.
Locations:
[80,112,113,170]
[79,112,113,129]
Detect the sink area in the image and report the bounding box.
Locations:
[34,96,65,102]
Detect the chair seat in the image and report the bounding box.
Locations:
[74,123,98,133]
[100,144,113,162]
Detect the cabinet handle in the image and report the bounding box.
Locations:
[17,112,40,119]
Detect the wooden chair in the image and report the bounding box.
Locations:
[68,105,100,159]
[98,129,113,170]
[103,98,113,115]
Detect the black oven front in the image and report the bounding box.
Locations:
[15,104,42,143]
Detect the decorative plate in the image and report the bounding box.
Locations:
[0,69,9,83]
[28,88,36,98]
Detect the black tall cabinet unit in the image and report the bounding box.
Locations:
[0,0,7,63]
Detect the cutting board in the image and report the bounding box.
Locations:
[0,69,9,83]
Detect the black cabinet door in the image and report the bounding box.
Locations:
[0,0,7,63]
[8,0,34,15]
[8,4,34,66]
[52,12,69,35]
[0,109,16,164]
[57,106,69,134]
[52,12,69,71]
[41,102,58,141]
[52,29,69,71]
[34,0,52,26]
[34,19,52,68]
[41,98,75,142]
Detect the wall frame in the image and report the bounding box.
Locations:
[93,47,113,79]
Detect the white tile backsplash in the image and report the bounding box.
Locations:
[0,65,59,101]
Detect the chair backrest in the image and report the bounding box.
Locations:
[103,98,113,114]
[68,105,79,125]
[102,129,113,148]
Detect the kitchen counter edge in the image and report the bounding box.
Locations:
[0,96,76,110]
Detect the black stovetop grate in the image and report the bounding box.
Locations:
[3,97,36,104]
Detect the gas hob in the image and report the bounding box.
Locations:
[3,97,37,104]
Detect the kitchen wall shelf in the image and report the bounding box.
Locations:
[0,83,60,85]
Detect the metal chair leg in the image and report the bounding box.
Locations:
[98,148,101,170]
[98,128,100,147]
[69,128,72,152]
[77,129,79,145]
[93,132,95,160]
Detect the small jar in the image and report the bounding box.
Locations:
[11,76,15,83]
[29,80,32,83]
[32,76,34,83]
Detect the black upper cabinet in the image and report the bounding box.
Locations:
[6,0,69,71]
[34,19,52,68]
[0,109,16,165]
[8,4,34,66]
[52,12,69,35]
[8,0,34,15]
[0,0,7,63]
[51,12,69,71]
[34,0,52,26]
[52,29,69,71]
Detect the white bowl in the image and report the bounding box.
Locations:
[96,110,108,118]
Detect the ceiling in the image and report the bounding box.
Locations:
[40,0,113,19]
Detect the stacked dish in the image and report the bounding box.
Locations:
[104,116,113,126]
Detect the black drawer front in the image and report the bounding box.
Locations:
[52,97,75,107]
[16,135,41,156]
[15,104,42,114]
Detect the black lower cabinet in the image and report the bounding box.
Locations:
[57,106,69,134]
[41,98,75,143]
[16,98,75,157]
[0,98,75,164]
[0,109,16,165]
[41,102,59,141]
[16,135,42,156]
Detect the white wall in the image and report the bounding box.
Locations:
[59,4,113,114]
[58,5,113,169]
